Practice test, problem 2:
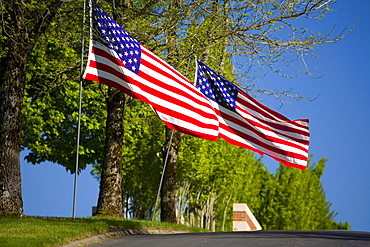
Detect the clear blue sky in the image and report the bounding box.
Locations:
[21,0,369,232]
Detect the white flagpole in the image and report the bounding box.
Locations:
[194,57,199,86]
[152,129,174,221]
[72,0,87,218]
[152,57,193,221]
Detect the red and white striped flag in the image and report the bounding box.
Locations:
[195,60,310,170]
[83,3,219,141]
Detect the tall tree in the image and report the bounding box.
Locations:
[157,0,235,223]
[94,0,129,217]
[21,0,164,217]
[17,0,350,222]
[95,88,125,217]
[160,129,183,223]
[257,157,350,230]
[158,0,186,223]
[0,0,63,216]
[90,97,164,219]
[177,135,268,231]
[22,0,105,172]
[121,100,164,219]
[94,0,165,217]
[158,0,350,222]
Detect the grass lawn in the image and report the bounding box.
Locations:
[0,216,206,247]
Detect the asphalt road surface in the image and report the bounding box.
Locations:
[88,230,370,247]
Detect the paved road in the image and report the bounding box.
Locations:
[88,230,370,247]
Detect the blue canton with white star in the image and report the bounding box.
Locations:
[92,4,141,74]
[196,60,238,111]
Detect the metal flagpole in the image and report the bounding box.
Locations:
[72,0,87,218]
[152,129,174,221]
[193,57,198,85]
[151,57,192,221]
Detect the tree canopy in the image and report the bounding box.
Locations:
[0,0,351,230]
[21,0,349,174]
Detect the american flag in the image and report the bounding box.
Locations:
[83,3,219,141]
[195,60,310,170]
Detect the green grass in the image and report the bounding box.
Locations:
[0,216,206,247]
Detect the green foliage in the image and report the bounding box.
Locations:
[0,216,107,247]
[20,0,347,168]
[0,216,207,247]
[257,156,350,230]
[120,100,165,219]
[177,137,272,231]
[176,144,349,231]
[18,0,350,231]
[22,80,106,172]
[87,216,208,232]
[21,0,107,172]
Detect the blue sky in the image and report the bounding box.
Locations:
[21,0,369,232]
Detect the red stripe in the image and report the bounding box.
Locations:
[160,120,217,142]
[238,90,310,131]
[238,90,292,122]
[218,107,309,152]
[221,112,308,153]
[215,106,308,161]
[269,157,307,170]
[141,46,188,83]
[219,120,308,161]
[84,73,135,97]
[236,98,310,140]
[236,104,310,145]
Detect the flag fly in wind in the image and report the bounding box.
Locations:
[83,2,219,141]
[195,60,310,170]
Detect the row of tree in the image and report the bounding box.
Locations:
[1,0,350,230]
[91,101,350,230]
[66,91,348,230]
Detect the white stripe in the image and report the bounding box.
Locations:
[141,46,189,85]
[216,104,308,156]
[220,114,308,158]
[219,125,307,166]
[212,102,308,166]
[238,93,310,134]
[235,104,310,148]
[141,48,214,109]
[236,102,310,144]
[155,111,219,137]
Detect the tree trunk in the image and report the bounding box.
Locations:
[222,194,232,231]
[160,127,183,223]
[0,51,26,216]
[96,87,124,217]
[0,0,60,217]
[176,181,190,225]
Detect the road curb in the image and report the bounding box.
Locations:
[62,229,189,247]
